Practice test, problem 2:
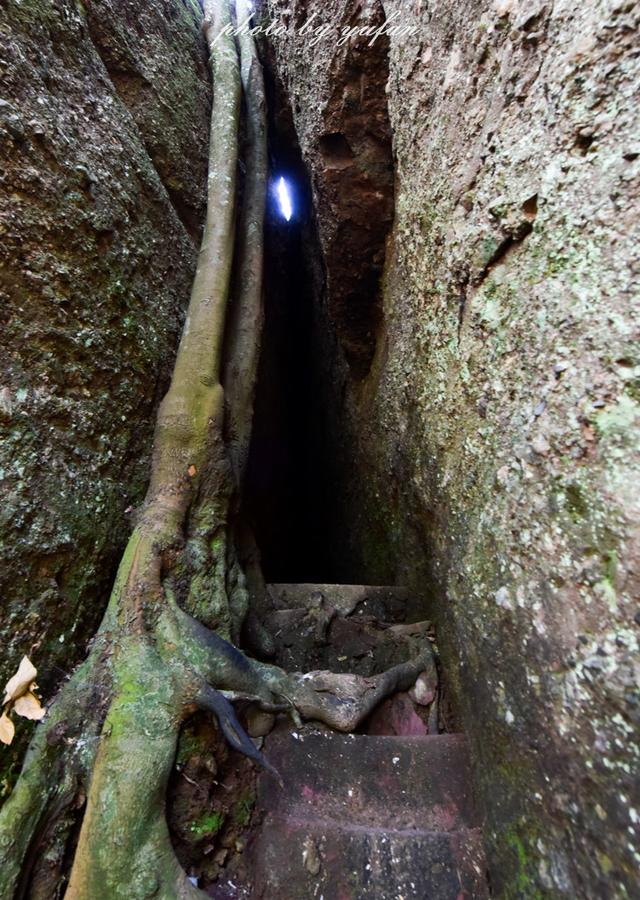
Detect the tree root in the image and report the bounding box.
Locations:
[0,650,110,898]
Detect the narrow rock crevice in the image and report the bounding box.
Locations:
[243,53,331,583]
[244,8,398,584]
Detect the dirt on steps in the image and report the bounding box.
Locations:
[249,817,488,900]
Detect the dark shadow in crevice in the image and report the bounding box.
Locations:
[244,15,396,583]
[243,62,333,583]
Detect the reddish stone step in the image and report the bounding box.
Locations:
[248,817,489,900]
[259,730,480,833]
[228,584,490,899]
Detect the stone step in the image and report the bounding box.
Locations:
[259,730,479,832]
[264,583,431,677]
[248,817,489,900]
[266,583,410,621]
[230,585,490,898]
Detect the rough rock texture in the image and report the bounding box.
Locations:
[0,0,210,790]
[267,0,640,896]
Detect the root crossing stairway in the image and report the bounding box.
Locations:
[245,585,489,899]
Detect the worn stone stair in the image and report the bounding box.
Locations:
[259,731,478,832]
[248,729,488,899]
[262,583,430,678]
[221,585,489,898]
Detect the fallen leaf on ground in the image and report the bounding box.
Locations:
[1,656,47,744]
[14,692,46,721]
[0,712,15,745]
[3,656,37,706]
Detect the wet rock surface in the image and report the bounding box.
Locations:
[0,0,210,789]
[267,0,640,895]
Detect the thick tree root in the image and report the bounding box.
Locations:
[0,590,429,898]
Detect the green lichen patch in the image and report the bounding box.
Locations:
[190,811,225,838]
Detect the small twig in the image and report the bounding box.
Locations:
[181,771,199,788]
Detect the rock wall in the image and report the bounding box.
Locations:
[0,0,210,788]
[267,0,640,895]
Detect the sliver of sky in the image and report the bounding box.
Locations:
[236,0,253,15]
[275,176,293,222]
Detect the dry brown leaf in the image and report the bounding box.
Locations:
[3,656,37,706]
[14,692,46,721]
[0,712,15,745]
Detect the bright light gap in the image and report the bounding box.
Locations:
[275,176,293,222]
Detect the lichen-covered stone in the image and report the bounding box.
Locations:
[0,0,210,792]
[268,0,640,895]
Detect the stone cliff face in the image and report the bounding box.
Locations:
[267,0,640,895]
[0,0,210,786]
